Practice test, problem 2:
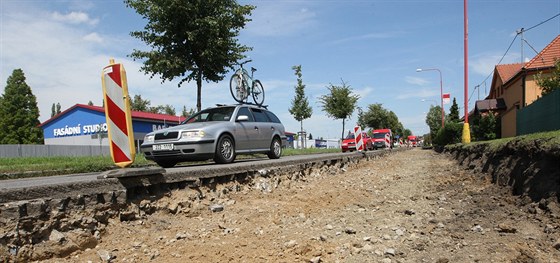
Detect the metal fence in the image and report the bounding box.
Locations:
[0,145,110,158]
[517,88,560,136]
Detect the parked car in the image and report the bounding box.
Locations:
[341,131,372,152]
[140,104,287,168]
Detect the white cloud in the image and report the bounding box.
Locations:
[245,3,317,37]
[83,32,103,43]
[52,11,98,25]
[405,76,430,86]
[395,88,439,100]
[470,52,519,76]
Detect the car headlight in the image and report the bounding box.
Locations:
[144,134,154,143]
[181,130,205,139]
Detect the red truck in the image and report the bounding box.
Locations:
[407,135,418,147]
[372,129,392,150]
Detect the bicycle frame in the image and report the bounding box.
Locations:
[230,59,264,105]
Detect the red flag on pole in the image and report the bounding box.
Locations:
[442,93,450,104]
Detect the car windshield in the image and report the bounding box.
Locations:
[183,107,235,124]
[373,133,386,139]
[345,133,355,139]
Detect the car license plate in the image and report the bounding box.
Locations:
[153,144,173,151]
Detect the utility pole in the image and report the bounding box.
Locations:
[517,28,525,63]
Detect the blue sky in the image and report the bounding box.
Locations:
[1,0,559,139]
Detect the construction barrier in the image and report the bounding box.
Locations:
[101,59,135,168]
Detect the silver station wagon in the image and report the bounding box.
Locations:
[140,104,287,168]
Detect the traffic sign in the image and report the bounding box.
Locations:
[101,59,135,168]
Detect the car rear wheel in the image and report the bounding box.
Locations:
[214,134,236,164]
[267,137,282,159]
[156,160,177,168]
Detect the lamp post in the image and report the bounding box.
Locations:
[417,68,444,128]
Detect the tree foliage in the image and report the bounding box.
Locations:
[181,106,196,117]
[125,0,255,111]
[51,103,61,117]
[433,121,462,146]
[425,105,442,139]
[130,94,151,112]
[448,97,460,122]
[289,65,312,144]
[0,69,43,144]
[129,94,178,115]
[318,80,359,139]
[358,103,403,135]
[536,59,560,96]
[470,113,498,141]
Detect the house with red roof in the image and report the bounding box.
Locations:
[39,104,186,147]
[476,34,560,137]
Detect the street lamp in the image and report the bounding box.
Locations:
[416,68,444,128]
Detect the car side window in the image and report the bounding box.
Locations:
[236,107,255,122]
[251,108,270,122]
[264,110,281,123]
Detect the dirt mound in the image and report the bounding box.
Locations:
[27,149,560,262]
[446,136,560,202]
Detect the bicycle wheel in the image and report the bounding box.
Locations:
[229,74,247,103]
[252,80,265,106]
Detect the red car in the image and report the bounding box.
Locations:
[341,132,373,152]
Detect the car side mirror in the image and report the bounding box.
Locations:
[236,115,249,122]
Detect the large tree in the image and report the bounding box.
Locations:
[0,69,43,144]
[318,80,360,139]
[125,0,255,111]
[425,105,443,139]
[288,65,312,146]
[358,103,401,132]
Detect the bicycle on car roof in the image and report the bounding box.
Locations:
[229,60,265,106]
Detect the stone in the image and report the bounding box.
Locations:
[209,204,224,212]
[384,248,396,256]
[345,227,356,234]
[553,240,560,250]
[285,240,298,248]
[97,249,112,262]
[49,230,66,243]
[471,225,483,232]
[310,256,321,263]
[404,209,415,215]
[496,224,517,233]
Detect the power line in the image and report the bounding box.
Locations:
[470,12,560,104]
[523,12,560,33]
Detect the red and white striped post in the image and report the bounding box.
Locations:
[101,59,135,168]
[354,126,363,152]
[385,133,391,149]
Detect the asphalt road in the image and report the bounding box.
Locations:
[0,152,361,191]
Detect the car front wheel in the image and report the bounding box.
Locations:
[214,134,236,164]
[267,137,282,159]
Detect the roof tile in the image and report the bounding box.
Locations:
[524,34,560,70]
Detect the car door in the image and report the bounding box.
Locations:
[233,106,257,151]
[250,108,272,149]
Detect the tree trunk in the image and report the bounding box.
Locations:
[300,120,304,149]
[342,118,345,139]
[196,72,202,112]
